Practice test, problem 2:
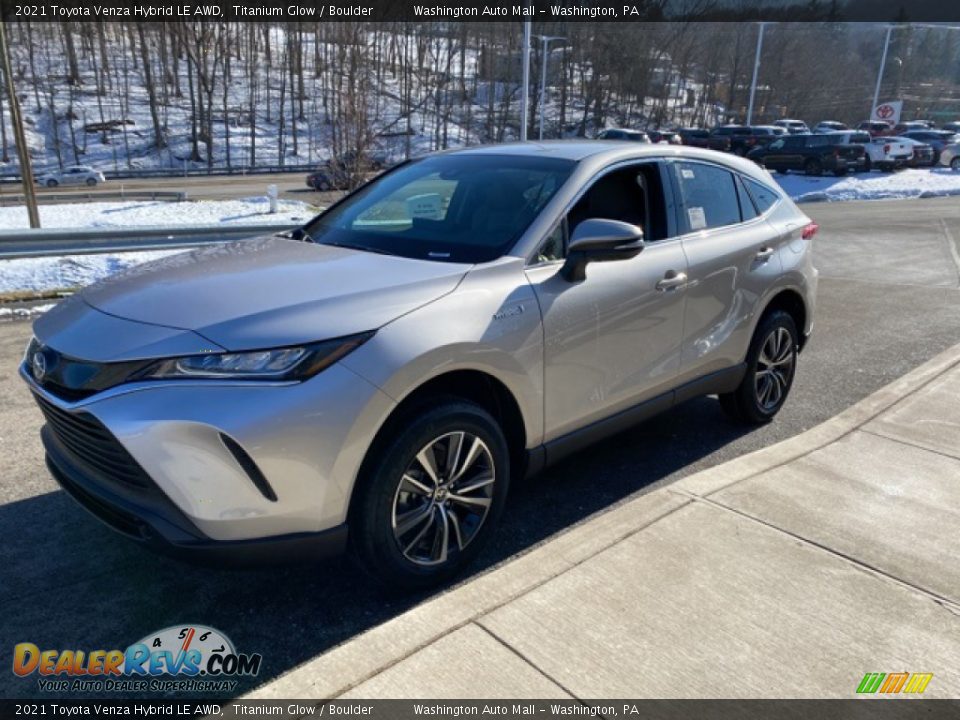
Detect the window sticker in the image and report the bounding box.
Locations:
[681,168,695,179]
[687,206,707,230]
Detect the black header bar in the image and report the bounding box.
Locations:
[2,0,960,23]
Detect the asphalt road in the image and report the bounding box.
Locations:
[1,196,959,699]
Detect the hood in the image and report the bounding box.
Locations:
[77,236,470,352]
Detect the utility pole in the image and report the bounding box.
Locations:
[0,20,39,228]
[746,22,767,125]
[535,35,565,140]
[520,15,531,142]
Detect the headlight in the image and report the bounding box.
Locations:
[137,331,374,382]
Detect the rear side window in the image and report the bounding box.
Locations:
[736,177,758,221]
[673,162,740,232]
[743,178,780,214]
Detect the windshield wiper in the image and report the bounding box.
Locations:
[282,227,316,243]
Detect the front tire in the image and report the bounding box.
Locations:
[46,179,58,188]
[350,399,510,590]
[951,157,960,171]
[85,177,97,186]
[720,310,799,424]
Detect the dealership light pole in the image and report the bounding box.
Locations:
[520,16,532,141]
[871,25,896,119]
[746,22,768,125]
[0,21,40,228]
[535,35,565,140]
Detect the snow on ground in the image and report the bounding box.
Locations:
[0,303,55,320]
[0,249,184,295]
[0,197,317,230]
[774,167,960,203]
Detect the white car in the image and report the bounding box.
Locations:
[939,142,960,170]
[36,166,106,188]
[812,120,848,133]
[830,131,912,171]
[773,119,810,135]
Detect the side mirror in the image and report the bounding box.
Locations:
[560,219,645,282]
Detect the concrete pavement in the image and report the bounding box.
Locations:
[249,341,960,700]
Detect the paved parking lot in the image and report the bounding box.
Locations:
[1,196,959,698]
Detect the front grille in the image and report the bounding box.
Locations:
[34,393,153,489]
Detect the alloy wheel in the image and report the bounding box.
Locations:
[754,327,795,412]
[391,431,495,566]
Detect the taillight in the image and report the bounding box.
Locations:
[883,144,890,153]
[802,222,819,240]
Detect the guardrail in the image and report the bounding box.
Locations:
[0,223,300,260]
[0,164,319,184]
[0,190,187,205]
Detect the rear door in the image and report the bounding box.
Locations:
[667,160,785,384]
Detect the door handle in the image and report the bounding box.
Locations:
[755,246,775,261]
[656,271,688,291]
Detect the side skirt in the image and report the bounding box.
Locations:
[524,363,747,477]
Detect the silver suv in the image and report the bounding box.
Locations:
[22,142,818,588]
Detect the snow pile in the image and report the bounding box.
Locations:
[0,303,56,320]
[775,168,960,203]
[0,250,183,295]
[0,197,317,230]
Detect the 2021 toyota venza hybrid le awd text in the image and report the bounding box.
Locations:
[22,142,818,588]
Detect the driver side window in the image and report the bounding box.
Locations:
[533,162,666,263]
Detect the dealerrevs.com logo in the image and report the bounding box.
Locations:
[13,625,262,693]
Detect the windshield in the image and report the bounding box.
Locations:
[303,154,575,263]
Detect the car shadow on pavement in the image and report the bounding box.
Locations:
[0,395,751,699]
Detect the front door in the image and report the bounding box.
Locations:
[525,162,688,443]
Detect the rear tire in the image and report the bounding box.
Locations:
[951,157,960,171]
[350,399,510,591]
[719,310,799,425]
[85,177,97,187]
[862,156,872,172]
[803,158,822,176]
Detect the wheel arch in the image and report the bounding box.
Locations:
[352,369,530,508]
[758,288,809,351]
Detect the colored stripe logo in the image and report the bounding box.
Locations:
[857,672,933,694]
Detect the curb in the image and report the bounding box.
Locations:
[245,340,960,700]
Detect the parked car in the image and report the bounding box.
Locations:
[747,133,865,175]
[938,141,960,170]
[306,164,351,191]
[677,127,722,150]
[710,125,770,155]
[647,129,682,145]
[596,128,650,142]
[890,136,936,167]
[892,121,932,135]
[22,142,817,588]
[306,152,389,191]
[36,166,105,188]
[857,120,893,137]
[829,130,913,171]
[940,121,960,134]
[899,130,960,163]
[812,120,848,133]
[773,119,811,135]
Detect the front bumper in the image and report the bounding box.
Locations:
[44,427,347,567]
[24,359,396,551]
